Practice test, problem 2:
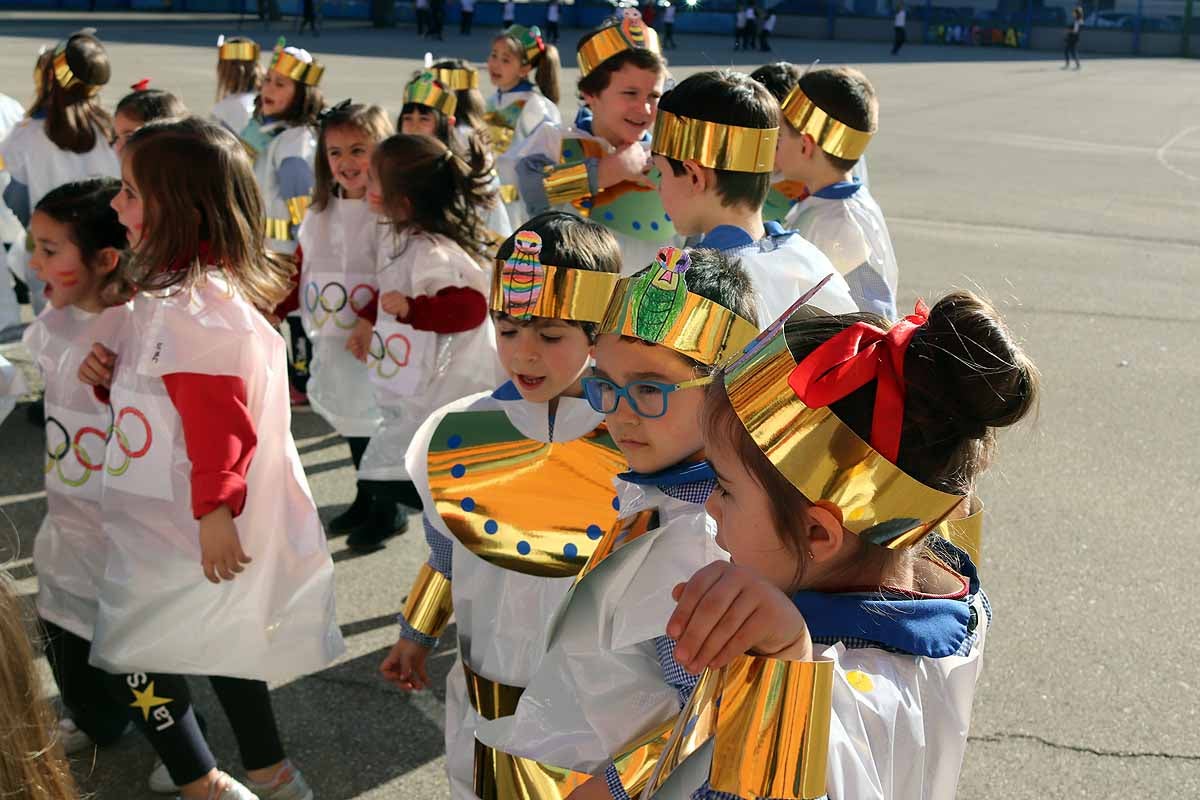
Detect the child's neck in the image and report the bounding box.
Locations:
[698,202,765,244]
[591,115,635,149]
[339,184,366,200]
[799,164,856,198]
[73,296,106,314]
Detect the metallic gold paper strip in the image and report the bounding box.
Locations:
[475,742,590,800]
[651,110,778,174]
[51,47,100,95]
[489,263,619,323]
[610,718,677,796]
[286,195,312,226]
[939,497,983,564]
[405,75,458,118]
[643,661,724,796]
[219,41,260,61]
[0,154,5,171]
[599,276,759,366]
[781,86,873,162]
[462,661,524,721]
[572,508,660,586]
[577,22,661,76]
[271,51,325,86]
[724,330,962,545]
[432,66,479,90]
[543,162,592,207]
[264,217,294,241]
[401,563,454,638]
[498,184,520,204]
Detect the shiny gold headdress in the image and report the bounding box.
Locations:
[598,246,758,366]
[577,10,661,77]
[51,33,106,96]
[270,42,325,87]
[503,25,548,65]
[217,35,260,62]
[431,64,479,90]
[652,110,778,174]
[404,72,457,118]
[781,85,873,161]
[490,231,620,322]
[721,292,963,549]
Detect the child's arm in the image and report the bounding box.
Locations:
[379,287,488,334]
[380,516,455,690]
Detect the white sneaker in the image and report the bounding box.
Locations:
[149,759,179,794]
[56,718,93,755]
[244,761,313,800]
[197,772,260,800]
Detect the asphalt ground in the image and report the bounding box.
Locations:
[0,12,1198,798]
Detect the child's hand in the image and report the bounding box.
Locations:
[78,343,117,388]
[597,144,654,190]
[346,317,373,363]
[380,291,410,319]
[379,637,433,691]
[198,505,253,584]
[667,561,812,673]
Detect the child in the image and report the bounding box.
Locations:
[351,133,503,552]
[112,81,187,156]
[401,70,512,242]
[212,35,264,137]
[662,1,678,49]
[759,7,776,50]
[1,30,119,315]
[750,61,809,224]
[378,211,626,800]
[80,117,342,800]
[778,67,899,318]
[296,101,392,535]
[652,69,857,321]
[513,12,674,275]
[734,3,746,49]
[655,291,1038,797]
[485,24,561,225]
[23,178,132,758]
[474,245,760,800]
[546,0,561,43]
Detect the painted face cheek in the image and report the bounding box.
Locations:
[54,267,81,287]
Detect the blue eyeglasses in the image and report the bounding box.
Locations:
[580,375,713,419]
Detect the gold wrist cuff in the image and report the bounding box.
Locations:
[610,718,677,796]
[543,162,591,206]
[286,195,312,226]
[264,217,294,242]
[401,563,454,638]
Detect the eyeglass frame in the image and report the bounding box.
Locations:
[579,374,714,419]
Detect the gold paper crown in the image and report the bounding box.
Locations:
[432,65,479,91]
[503,25,547,65]
[577,12,662,77]
[404,72,457,118]
[721,300,963,549]
[652,110,778,174]
[51,37,104,95]
[781,85,873,161]
[218,38,260,62]
[598,247,758,366]
[271,49,325,87]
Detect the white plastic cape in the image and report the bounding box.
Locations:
[89,274,344,681]
[649,597,989,800]
[0,353,28,425]
[405,388,614,799]
[358,229,501,482]
[785,185,899,320]
[296,196,384,438]
[24,304,130,640]
[253,124,316,255]
[212,92,257,139]
[488,86,561,228]
[475,480,727,776]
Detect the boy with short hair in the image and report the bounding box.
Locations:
[777,66,899,318]
[651,69,856,323]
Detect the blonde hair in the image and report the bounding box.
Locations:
[313,103,393,213]
[0,576,78,799]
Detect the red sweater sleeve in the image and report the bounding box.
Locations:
[398,286,488,334]
[356,296,378,324]
[162,373,258,520]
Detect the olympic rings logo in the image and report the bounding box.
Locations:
[367,331,412,379]
[44,405,154,487]
[303,280,378,331]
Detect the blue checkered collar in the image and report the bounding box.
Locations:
[619,460,717,505]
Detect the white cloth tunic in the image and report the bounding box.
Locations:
[253,123,317,255]
[212,92,257,139]
[296,195,384,438]
[25,304,130,640]
[487,83,561,227]
[90,273,344,681]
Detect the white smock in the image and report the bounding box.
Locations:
[90,273,344,681]
[487,83,561,227]
[475,479,727,775]
[25,303,130,640]
[357,228,501,482]
[212,92,257,139]
[296,194,384,438]
[253,123,317,255]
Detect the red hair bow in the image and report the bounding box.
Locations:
[787,300,930,463]
[131,78,151,91]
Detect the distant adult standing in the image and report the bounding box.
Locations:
[663,1,678,49]
[734,3,746,49]
[416,0,430,36]
[299,0,320,35]
[759,8,776,51]
[429,0,445,39]
[502,0,516,27]
[1064,6,1082,69]
[742,4,758,50]
[546,0,560,43]
[641,0,656,27]
[891,1,907,54]
[460,0,474,34]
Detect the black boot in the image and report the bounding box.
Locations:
[345,497,410,552]
[328,482,373,533]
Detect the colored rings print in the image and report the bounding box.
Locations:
[303,280,378,330]
[367,331,412,379]
[44,405,154,487]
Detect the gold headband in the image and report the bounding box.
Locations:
[652,110,778,174]
[405,73,457,117]
[51,42,102,96]
[219,41,260,62]
[721,304,963,549]
[491,265,619,323]
[781,86,873,161]
[271,51,324,86]
[577,14,661,77]
[599,247,758,366]
[432,65,479,90]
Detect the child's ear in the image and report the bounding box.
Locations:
[805,501,846,563]
[94,247,122,277]
[800,133,819,161]
[682,160,708,194]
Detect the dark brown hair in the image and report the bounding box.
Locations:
[494,33,562,104]
[216,37,265,100]
[29,32,114,153]
[430,59,495,173]
[115,88,187,125]
[35,177,130,305]
[121,116,292,310]
[576,24,667,97]
[372,133,497,259]
[260,76,325,127]
[795,66,878,171]
[313,103,393,213]
[750,61,803,102]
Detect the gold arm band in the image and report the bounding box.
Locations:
[498,183,520,204]
[401,563,454,638]
[543,162,592,207]
[610,718,677,796]
[52,47,101,95]
[577,21,661,77]
[286,195,312,226]
[433,66,480,90]
[652,110,778,174]
[939,496,984,564]
[781,86,874,161]
[264,217,294,241]
[219,41,260,61]
[462,660,523,721]
[490,263,619,323]
[271,51,325,86]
